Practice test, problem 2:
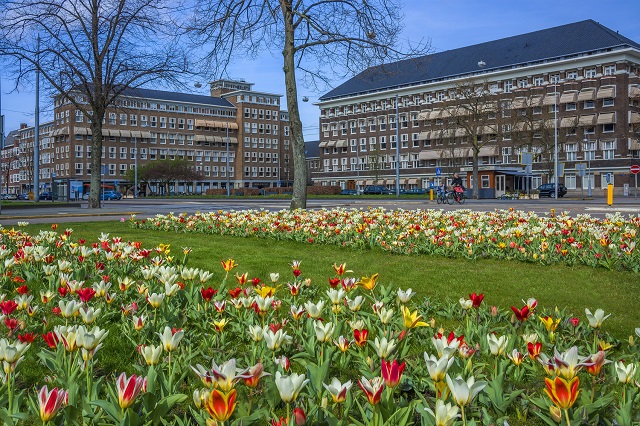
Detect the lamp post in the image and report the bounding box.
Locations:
[0,73,4,214]
[134,137,138,198]
[34,35,41,202]
[583,137,592,197]
[553,80,558,199]
[395,94,400,197]
[225,121,230,197]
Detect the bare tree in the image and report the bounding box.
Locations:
[0,0,188,208]
[445,79,500,198]
[188,0,428,209]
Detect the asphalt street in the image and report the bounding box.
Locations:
[0,194,638,226]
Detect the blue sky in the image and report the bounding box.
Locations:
[2,0,639,141]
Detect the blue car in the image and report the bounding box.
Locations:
[38,192,54,200]
[100,191,122,200]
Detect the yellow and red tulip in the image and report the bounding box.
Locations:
[37,386,68,423]
[116,372,147,410]
[205,388,237,422]
[381,359,406,388]
[220,259,238,273]
[544,376,580,410]
[358,376,384,405]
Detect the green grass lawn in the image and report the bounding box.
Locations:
[17,220,640,339]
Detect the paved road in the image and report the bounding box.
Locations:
[0,195,638,226]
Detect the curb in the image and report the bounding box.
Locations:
[0,212,141,220]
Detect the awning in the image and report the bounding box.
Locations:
[140,131,153,139]
[130,131,143,138]
[428,109,443,119]
[326,140,337,147]
[335,139,348,148]
[418,131,431,140]
[512,122,526,132]
[454,128,466,137]
[630,85,640,98]
[630,139,640,150]
[213,136,224,143]
[577,89,595,101]
[578,114,596,126]
[495,169,537,177]
[542,93,559,106]
[195,119,208,127]
[596,86,615,99]
[365,180,374,185]
[385,179,395,184]
[54,127,70,136]
[226,122,239,130]
[74,127,91,135]
[119,130,132,138]
[228,137,238,144]
[560,116,578,128]
[195,135,207,142]
[408,178,419,184]
[318,141,328,148]
[417,111,430,120]
[631,112,640,124]
[529,95,543,106]
[511,97,527,109]
[597,112,615,124]
[478,146,496,156]
[559,91,578,103]
[418,150,440,160]
[481,126,496,135]
[101,129,117,137]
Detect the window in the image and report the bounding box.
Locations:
[550,74,560,84]
[565,174,576,190]
[603,65,616,76]
[503,81,513,93]
[141,116,148,127]
[583,141,596,160]
[76,110,84,123]
[119,147,127,159]
[566,102,577,111]
[584,68,596,78]
[150,116,157,127]
[602,98,614,107]
[602,123,615,133]
[109,113,116,125]
[481,175,490,188]
[108,147,116,159]
[160,117,167,128]
[502,147,511,164]
[584,100,595,109]
[517,79,528,88]
[533,106,542,115]
[533,77,544,86]
[565,143,577,161]
[566,71,578,80]
[130,115,137,126]
[169,118,176,129]
[120,114,127,125]
[501,101,511,118]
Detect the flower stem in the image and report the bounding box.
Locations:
[564,408,571,426]
[461,405,467,426]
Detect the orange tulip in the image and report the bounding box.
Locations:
[205,388,237,422]
[544,376,580,410]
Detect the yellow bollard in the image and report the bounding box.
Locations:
[430,189,434,201]
[607,183,613,206]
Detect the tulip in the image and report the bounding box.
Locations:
[37,386,68,423]
[527,342,542,360]
[76,287,96,303]
[539,315,560,332]
[326,288,345,305]
[293,407,306,426]
[116,372,147,409]
[255,286,276,298]
[275,355,290,371]
[205,388,237,422]
[323,377,353,403]
[432,334,461,359]
[346,295,364,312]
[146,292,165,309]
[42,332,59,349]
[275,371,309,403]
[511,305,531,321]
[357,376,384,405]
[468,292,484,308]
[220,259,238,273]
[459,298,473,310]
[243,362,270,388]
[248,325,265,342]
[487,334,509,356]
[132,315,146,331]
[585,308,610,329]
[372,336,397,359]
[214,318,228,332]
[554,346,591,380]
[377,307,394,324]
[353,329,368,347]
[615,361,637,384]
[424,353,455,382]
[193,388,210,410]
[381,359,406,388]
[424,399,460,426]
[287,282,302,296]
[140,344,163,366]
[584,350,610,376]
[401,305,428,329]
[79,307,101,325]
[303,300,324,319]
[333,263,347,276]
[507,349,524,366]
[157,326,184,352]
[397,288,416,303]
[446,374,487,407]
[58,300,81,318]
[333,335,350,352]
[544,376,579,409]
[197,358,251,392]
[358,273,378,291]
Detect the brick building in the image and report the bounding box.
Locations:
[316,20,640,197]
[1,79,293,197]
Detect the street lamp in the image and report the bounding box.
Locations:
[225,121,230,198]
[395,94,400,197]
[583,137,592,197]
[0,72,4,214]
[134,137,138,198]
[553,79,559,199]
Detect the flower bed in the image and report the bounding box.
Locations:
[0,226,638,425]
[130,208,640,272]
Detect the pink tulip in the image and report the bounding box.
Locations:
[38,386,68,422]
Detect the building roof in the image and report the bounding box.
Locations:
[3,130,19,148]
[119,87,235,108]
[320,20,640,101]
[305,140,320,158]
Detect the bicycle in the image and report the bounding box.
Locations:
[436,188,452,205]
[452,187,466,204]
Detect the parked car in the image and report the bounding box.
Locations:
[38,191,54,200]
[537,183,567,198]
[17,193,30,200]
[339,189,358,195]
[403,188,428,195]
[100,191,122,200]
[363,185,394,195]
[0,193,18,200]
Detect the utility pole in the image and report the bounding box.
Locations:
[34,35,41,202]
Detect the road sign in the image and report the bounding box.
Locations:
[520,152,533,166]
[575,163,587,171]
[631,164,640,174]
[435,167,442,176]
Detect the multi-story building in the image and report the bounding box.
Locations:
[1,79,293,197]
[316,20,640,197]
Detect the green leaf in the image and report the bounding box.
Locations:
[89,399,121,423]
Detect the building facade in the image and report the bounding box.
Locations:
[1,79,293,197]
[316,20,640,197]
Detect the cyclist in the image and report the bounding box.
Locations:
[451,173,465,203]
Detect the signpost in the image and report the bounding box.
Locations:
[576,163,587,197]
[631,164,639,199]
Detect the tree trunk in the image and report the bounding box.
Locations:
[472,149,479,199]
[280,0,307,210]
[89,111,105,209]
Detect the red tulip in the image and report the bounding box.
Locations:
[205,388,237,422]
[511,305,531,321]
[16,284,29,294]
[38,386,68,422]
[4,317,19,331]
[43,332,59,349]
[468,292,484,308]
[293,407,306,425]
[527,342,542,360]
[76,287,96,303]
[18,332,37,343]
[353,329,369,347]
[200,287,217,302]
[58,287,68,297]
[328,277,341,288]
[228,287,242,298]
[0,300,18,315]
[116,372,147,409]
[381,359,406,388]
[570,317,580,327]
